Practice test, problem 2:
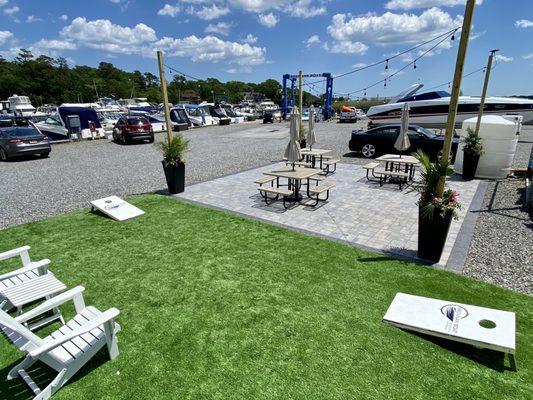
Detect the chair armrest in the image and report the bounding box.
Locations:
[0,245,31,264]
[29,308,120,358]
[15,286,85,324]
[0,259,50,281]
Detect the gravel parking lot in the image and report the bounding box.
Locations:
[0,120,357,229]
[1,120,531,294]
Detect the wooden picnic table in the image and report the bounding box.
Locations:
[264,166,323,202]
[301,148,332,169]
[376,154,419,180]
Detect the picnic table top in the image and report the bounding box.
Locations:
[264,166,323,180]
[376,154,419,164]
[300,148,332,156]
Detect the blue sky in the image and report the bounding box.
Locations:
[1,0,532,97]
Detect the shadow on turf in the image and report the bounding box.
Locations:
[406,329,514,372]
[0,350,110,400]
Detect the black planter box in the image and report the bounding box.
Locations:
[462,151,480,180]
[162,161,185,194]
[418,207,453,263]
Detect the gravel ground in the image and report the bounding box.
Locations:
[463,127,533,295]
[1,119,531,295]
[0,120,357,229]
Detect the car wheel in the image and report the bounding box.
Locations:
[149,135,154,143]
[40,152,50,158]
[437,149,454,162]
[0,148,8,161]
[361,143,377,158]
[122,134,128,145]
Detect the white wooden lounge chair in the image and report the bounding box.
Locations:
[1,246,66,329]
[0,286,120,400]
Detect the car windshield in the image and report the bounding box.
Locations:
[127,117,148,125]
[416,126,436,138]
[3,127,39,136]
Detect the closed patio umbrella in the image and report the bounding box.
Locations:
[395,102,410,158]
[307,105,317,150]
[284,106,302,170]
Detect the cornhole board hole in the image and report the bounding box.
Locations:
[383,292,516,370]
[90,196,145,221]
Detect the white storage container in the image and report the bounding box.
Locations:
[454,115,521,179]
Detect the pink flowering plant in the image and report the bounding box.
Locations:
[411,150,461,220]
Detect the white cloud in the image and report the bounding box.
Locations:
[187,4,230,20]
[327,8,462,45]
[243,33,257,43]
[158,4,181,17]
[515,19,533,28]
[32,39,77,51]
[0,0,8,7]
[305,34,320,47]
[204,22,232,36]
[0,30,13,45]
[352,62,367,68]
[323,40,368,54]
[59,14,68,21]
[494,54,513,63]
[154,35,265,66]
[229,0,327,17]
[386,0,482,9]
[258,12,279,27]
[59,17,157,55]
[26,15,43,23]
[3,5,18,15]
[523,53,533,60]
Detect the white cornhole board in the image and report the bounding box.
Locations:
[90,196,145,221]
[383,293,516,370]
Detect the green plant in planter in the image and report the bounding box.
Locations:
[463,127,484,156]
[411,150,461,220]
[157,134,190,166]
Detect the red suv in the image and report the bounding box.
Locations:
[113,116,154,144]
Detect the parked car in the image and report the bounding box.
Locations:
[0,118,51,161]
[113,116,154,144]
[349,124,458,160]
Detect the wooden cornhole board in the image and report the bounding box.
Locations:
[90,196,145,221]
[383,293,517,370]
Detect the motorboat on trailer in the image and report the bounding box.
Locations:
[366,84,533,128]
[117,98,156,113]
[169,106,190,131]
[221,104,245,124]
[184,104,215,126]
[3,95,36,116]
[35,104,105,141]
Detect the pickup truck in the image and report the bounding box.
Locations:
[339,106,363,123]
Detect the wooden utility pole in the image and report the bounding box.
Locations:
[157,50,173,144]
[437,0,476,196]
[298,70,303,140]
[474,49,498,136]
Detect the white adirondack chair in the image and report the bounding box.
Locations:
[1,246,66,329]
[0,286,120,400]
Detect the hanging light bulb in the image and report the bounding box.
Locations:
[451,32,455,41]
[385,59,389,70]
[364,88,367,96]
[384,80,387,88]
[413,60,417,69]
[448,82,451,90]
[483,67,486,73]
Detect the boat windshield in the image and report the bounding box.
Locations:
[398,91,450,103]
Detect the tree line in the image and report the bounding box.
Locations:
[0,49,322,107]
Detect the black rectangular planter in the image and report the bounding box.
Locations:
[162,161,185,194]
[418,207,453,263]
[462,152,480,180]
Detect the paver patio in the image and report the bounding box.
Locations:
[176,162,481,268]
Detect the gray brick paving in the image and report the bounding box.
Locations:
[175,162,480,269]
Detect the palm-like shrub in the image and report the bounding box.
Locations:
[412,149,460,220]
[157,134,190,166]
[463,127,484,156]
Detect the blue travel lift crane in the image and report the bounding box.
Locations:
[281,73,334,120]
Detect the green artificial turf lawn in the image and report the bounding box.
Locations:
[0,194,531,400]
